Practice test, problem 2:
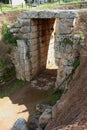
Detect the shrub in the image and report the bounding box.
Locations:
[2,24,18,45]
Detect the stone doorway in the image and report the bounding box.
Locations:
[10,11,78,85]
[31,18,58,74]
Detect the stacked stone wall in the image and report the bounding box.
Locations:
[10,11,83,88]
[10,13,55,81]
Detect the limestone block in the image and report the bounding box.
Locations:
[55,59,60,65]
[65,44,72,53]
[59,19,72,34]
[29,44,38,52]
[59,11,77,19]
[22,11,39,19]
[63,18,74,27]
[12,118,28,130]
[30,50,38,57]
[68,57,74,65]
[19,19,31,26]
[10,28,19,33]
[29,39,38,46]
[22,33,30,39]
[64,66,73,75]
[14,40,31,81]
[14,21,21,28]
[21,10,77,19]
[36,104,52,113]
[29,32,38,39]
[39,109,52,125]
[55,52,62,59]
[72,35,81,43]
[39,11,56,18]
[14,19,31,27]
[20,26,31,33]
[61,58,68,65]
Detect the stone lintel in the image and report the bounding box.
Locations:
[21,10,77,19]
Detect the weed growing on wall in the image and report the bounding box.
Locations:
[63,37,73,46]
[73,59,80,69]
[2,24,19,46]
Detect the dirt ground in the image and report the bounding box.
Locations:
[0,69,57,130]
[45,50,87,130]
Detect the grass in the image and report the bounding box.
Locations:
[0,1,87,12]
[0,79,28,98]
[74,33,84,39]
[44,89,63,106]
[73,59,80,69]
[49,90,62,105]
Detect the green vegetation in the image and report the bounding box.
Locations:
[0,80,28,98]
[0,58,7,69]
[50,90,62,105]
[46,89,63,105]
[2,24,19,45]
[73,59,80,69]
[0,0,87,12]
[0,66,15,82]
[0,57,16,84]
[63,37,73,46]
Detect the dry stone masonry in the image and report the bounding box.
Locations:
[10,10,83,88]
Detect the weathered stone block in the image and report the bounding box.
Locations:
[39,109,52,125]
[29,39,38,46]
[39,11,56,18]
[22,33,30,39]
[59,19,72,34]
[22,11,39,19]
[20,26,31,33]
[64,66,73,75]
[59,11,78,19]
[10,28,19,33]
[29,32,38,39]
[65,44,72,53]
[14,19,31,27]
[12,118,28,130]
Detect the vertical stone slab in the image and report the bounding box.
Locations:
[12,40,31,81]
